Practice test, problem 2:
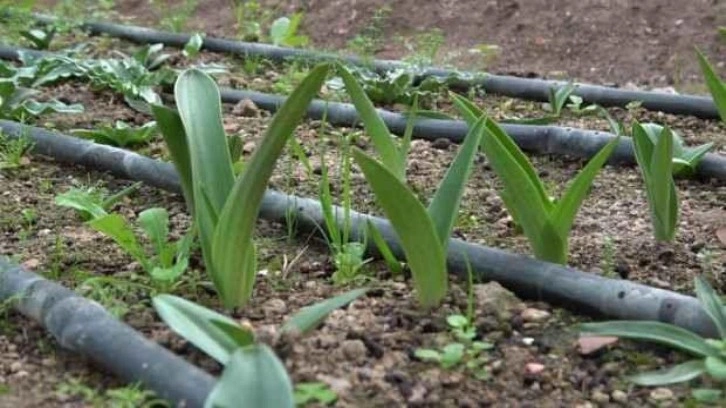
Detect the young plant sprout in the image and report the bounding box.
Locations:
[351,111,485,307]
[72,121,158,148]
[578,276,726,387]
[88,207,194,291]
[152,288,367,407]
[153,64,330,309]
[452,93,619,264]
[55,181,142,221]
[631,122,679,242]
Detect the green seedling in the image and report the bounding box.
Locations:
[0,80,83,121]
[231,0,273,42]
[269,13,309,47]
[73,121,158,147]
[347,6,390,58]
[350,96,485,307]
[328,66,449,106]
[149,0,198,32]
[294,382,337,406]
[696,49,726,123]
[153,64,330,308]
[0,130,33,170]
[453,94,618,264]
[55,181,142,221]
[638,122,712,177]
[19,27,56,50]
[89,207,193,290]
[153,288,367,407]
[415,262,493,379]
[183,33,205,58]
[132,43,172,71]
[503,82,596,124]
[578,276,726,386]
[366,220,403,276]
[318,130,371,284]
[631,122,679,242]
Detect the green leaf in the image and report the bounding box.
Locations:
[152,294,251,365]
[696,49,726,123]
[628,359,705,386]
[692,388,723,403]
[414,349,441,362]
[205,345,294,408]
[183,33,204,58]
[695,276,726,339]
[270,17,291,46]
[212,64,330,308]
[88,213,148,271]
[450,92,483,126]
[210,319,256,348]
[577,321,719,358]
[138,207,170,259]
[151,104,195,217]
[338,65,404,180]
[446,314,469,329]
[705,356,726,380]
[281,288,368,335]
[365,221,402,276]
[427,116,485,247]
[55,189,108,220]
[352,148,447,308]
[440,343,465,368]
[551,136,619,238]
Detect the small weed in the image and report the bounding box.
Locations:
[347,6,391,59]
[601,236,617,278]
[149,0,198,32]
[294,382,337,406]
[57,378,159,408]
[231,0,273,42]
[0,131,33,170]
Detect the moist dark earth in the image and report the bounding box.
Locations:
[1,1,726,407]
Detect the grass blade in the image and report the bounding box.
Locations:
[427,116,485,247]
[212,64,330,308]
[650,126,676,241]
[281,288,368,335]
[578,321,719,358]
[450,92,483,126]
[366,221,403,276]
[338,65,404,179]
[352,148,447,307]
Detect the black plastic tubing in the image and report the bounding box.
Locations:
[217,88,726,182]
[0,119,719,338]
[0,43,722,181]
[25,13,721,119]
[0,258,215,407]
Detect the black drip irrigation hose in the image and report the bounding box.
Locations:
[0,257,215,407]
[217,88,726,182]
[24,12,723,119]
[0,43,724,181]
[0,119,719,338]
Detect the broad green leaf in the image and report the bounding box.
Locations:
[696,49,726,123]
[705,356,726,380]
[88,213,148,271]
[338,65,404,180]
[695,276,726,339]
[151,104,195,214]
[183,33,204,58]
[480,119,551,250]
[210,319,256,348]
[352,148,447,307]
[414,349,441,361]
[138,208,170,258]
[212,64,330,308]
[691,388,723,403]
[205,345,294,408]
[55,190,108,220]
[628,359,705,386]
[551,136,619,238]
[152,294,250,365]
[427,116,485,247]
[577,321,719,358]
[281,288,368,335]
[679,142,714,175]
[270,17,291,46]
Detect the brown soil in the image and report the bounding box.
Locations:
[52,0,726,88]
[0,2,725,408]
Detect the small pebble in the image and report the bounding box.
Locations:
[649,387,674,402]
[525,362,545,375]
[340,339,367,362]
[591,390,610,404]
[611,390,628,404]
[521,308,551,323]
[262,298,287,315]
